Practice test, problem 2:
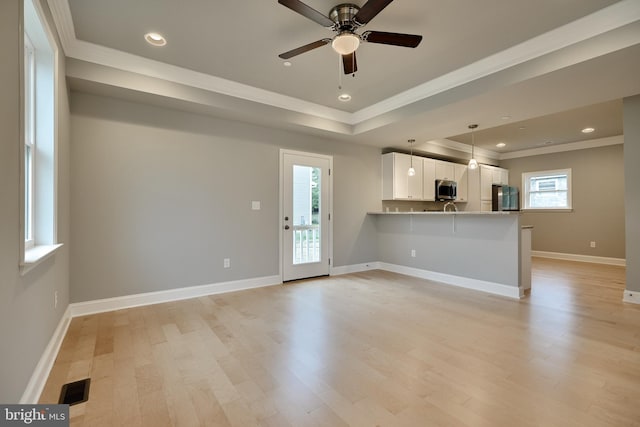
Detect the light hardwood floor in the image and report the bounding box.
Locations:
[40,258,640,426]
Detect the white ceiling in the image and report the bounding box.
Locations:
[49,0,640,155]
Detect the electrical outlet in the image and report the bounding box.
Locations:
[224,258,230,268]
[54,291,58,309]
[411,249,416,258]
[590,241,596,248]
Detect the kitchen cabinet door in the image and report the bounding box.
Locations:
[382,152,423,200]
[454,163,468,202]
[383,153,407,199]
[435,160,455,181]
[491,167,509,185]
[407,156,423,199]
[422,158,436,200]
[500,168,509,185]
[480,165,493,201]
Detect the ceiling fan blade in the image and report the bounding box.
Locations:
[362,31,422,48]
[342,52,357,75]
[353,0,394,25]
[278,39,331,59]
[278,0,334,27]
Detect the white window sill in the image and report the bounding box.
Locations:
[521,208,573,213]
[21,243,63,275]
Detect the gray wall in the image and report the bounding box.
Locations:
[0,0,70,403]
[70,92,381,302]
[624,95,640,292]
[500,144,625,259]
[376,214,521,287]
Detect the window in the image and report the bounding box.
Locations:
[522,169,572,210]
[21,0,60,272]
[24,34,35,249]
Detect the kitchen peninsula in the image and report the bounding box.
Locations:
[368,211,530,298]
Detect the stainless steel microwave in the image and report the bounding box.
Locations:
[436,179,457,201]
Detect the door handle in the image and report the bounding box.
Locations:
[284,216,289,221]
[284,225,290,230]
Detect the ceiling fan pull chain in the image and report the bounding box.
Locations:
[338,54,343,89]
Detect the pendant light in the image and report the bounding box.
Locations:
[468,124,479,170]
[408,139,416,176]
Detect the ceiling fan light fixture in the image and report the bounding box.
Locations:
[332,33,360,55]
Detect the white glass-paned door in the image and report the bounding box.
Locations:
[283,152,331,282]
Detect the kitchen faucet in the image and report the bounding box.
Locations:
[443,201,457,212]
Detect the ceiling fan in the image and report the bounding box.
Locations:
[277,0,423,75]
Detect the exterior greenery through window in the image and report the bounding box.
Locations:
[522,169,572,210]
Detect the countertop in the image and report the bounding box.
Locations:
[368,211,520,215]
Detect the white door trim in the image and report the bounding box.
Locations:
[279,149,333,281]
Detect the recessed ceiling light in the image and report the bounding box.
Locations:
[496,142,506,148]
[338,93,351,102]
[581,127,595,133]
[544,141,554,145]
[144,32,167,46]
[501,115,511,120]
[283,61,292,67]
[519,126,526,130]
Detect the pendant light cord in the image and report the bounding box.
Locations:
[468,124,479,169]
[409,139,414,168]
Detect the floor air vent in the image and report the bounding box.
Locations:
[59,378,91,405]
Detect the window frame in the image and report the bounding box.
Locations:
[521,168,573,211]
[20,0,63,274]
[24,33,36,250]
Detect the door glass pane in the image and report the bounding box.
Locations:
[292,165,320,265]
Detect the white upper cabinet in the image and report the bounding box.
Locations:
[467,164,510,209]
[454,163,468,202]
[382,152,422,200]
[492,167,509,185]
[465,163,510,210]
[407,156,423,199]
[423,158,436,201]
[382,153,464,201]
[480,165,494,201]
[435,160,455,181]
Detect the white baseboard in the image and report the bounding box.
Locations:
[623,290,640,304]
[20,305,72,404]
[532,251,626,266]
[70,275,282,317]
[23,275,281,405]
[377,262,523,299]
[331,262,379,276]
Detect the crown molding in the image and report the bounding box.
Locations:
[46,1,353,126]
[351,0,640,123]
[499,135,624,159]
[424,139,500,160]
[48,0,640,131]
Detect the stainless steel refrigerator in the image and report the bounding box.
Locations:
[492,184,520,211]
